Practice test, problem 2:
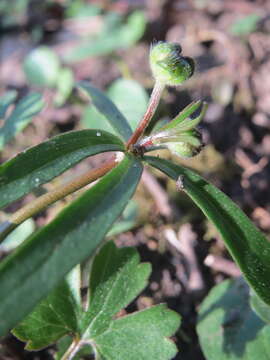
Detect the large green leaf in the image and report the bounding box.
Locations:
[197,277,270,360]
[0,92,44,150]
[145,156,270,305]
[78,81,133,141]
[0,155,143,336]
[12,267,81,350]
[0,129,124,209]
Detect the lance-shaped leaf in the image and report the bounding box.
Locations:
[0,155,143,336]
[0,93,44,150]
[139,101,207,158]
[0,129,124,209]
[82,241,180,360]
[197,277,270,360]
[12,266,81,350]
[78,81,133,141]
[145,156,270,306]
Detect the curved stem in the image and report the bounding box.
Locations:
[0,156,118,242]
[61,338,81,360]
[126,81,164,149]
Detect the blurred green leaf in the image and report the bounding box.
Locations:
[65,11,146,62]
[65,1,101,18]
[0,129,124,209]
[0,219,35,252]
[54,67,74,106]
[145,156,270,306]
[230,14,261,36]
[78,81,133,141]
[12,266,81,350]
[0,92,44,150]
[0,155,142,335]
[82,78,149,134]
[23,47,61,87]
[0,90,17,119]
[107,200,138,237]
[197,277,270,360]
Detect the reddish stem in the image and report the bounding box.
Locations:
[126,81,164,149]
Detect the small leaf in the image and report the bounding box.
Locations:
[82,241,180,360]
[145,156,270,306]
[12,266,81,350]
[107,200,138,237]
[230,14,261,36]
[0,90,17,119]
[0,155,143,335]
[0,219,35,252]
[0,129,124,208]
[54,67,74,107]
[78,81,133,141]
[0,92,44,150]
[197,277,270,360]
[23,47,60,87]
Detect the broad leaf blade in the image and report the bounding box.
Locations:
[78,81,133,141]
[0,93,44,150]
[95,304,180,360]
[145,156,270,305]
[197,278,270,360]
[0,129,124,208]
[81,241,152,338]
[0,155,143,335]
[12,267,81,350]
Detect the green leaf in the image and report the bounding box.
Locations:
[12,266,81,350]
[23,46,61,87]
[0,92,44,150]
[0,155,143,335]
[82,78,149,135]
[78,81,133,141]
[230,14,261,36]
[145,156,270,305]
[250,290,270,325]
[82,241,180,360]
[0,219,35,252]
[65,11,145,62]
[0,90,17,119]
[54,67,74,107]
[107,200,138,237]
[0,129,124,208]
[197,277,270,360]
[107,78,149,131]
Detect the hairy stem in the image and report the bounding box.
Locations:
[0,156,118,242]
[126,81,164,148]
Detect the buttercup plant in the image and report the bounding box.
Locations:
[0,41,270,359]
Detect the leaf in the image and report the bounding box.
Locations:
[230,14,261,36]
[12,266,81,350]
[107,200,138,237]
[82,241,180,360]
[0,155,143,335]
[145,156,270,305]
[0,219,35,252]
[0,90,17,119]
[250,290,270,324]
[82,78,149,134]
[78,81,133,141]
[0,129,124,209]
[54,67,74,107]
[197,277,270,360]
[23,46,61,87]
[65,11,145,62]
[0,92,44,150]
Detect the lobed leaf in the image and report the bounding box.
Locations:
[145,156,270,305]
[197,277,270,360]
[0,92,44,150]
[0,155,142,335]
[0,129,124,209]
[78,81,133,141]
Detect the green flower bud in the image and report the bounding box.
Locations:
[149,42,195,86]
